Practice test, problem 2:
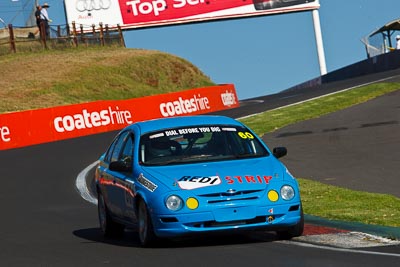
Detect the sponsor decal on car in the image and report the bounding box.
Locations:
[225,175,273,184]
[177,175,221,190]
[268,208,274,214]
[177,174,273,189]
[163,126,225,137]
[138,173,158,192]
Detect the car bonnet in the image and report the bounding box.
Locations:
[141,157,285,193]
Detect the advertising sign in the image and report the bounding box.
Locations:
[65,0,320,30]
[0,84,238,150]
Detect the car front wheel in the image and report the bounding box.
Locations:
[137,200,157,247]
[277,207,304,240]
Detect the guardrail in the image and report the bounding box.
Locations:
[0,22,125,55]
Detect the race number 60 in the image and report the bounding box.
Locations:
[238,132,254,139]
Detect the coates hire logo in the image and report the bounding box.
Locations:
[54,106,133,133]
[0,125,11,143]
[159,94,210,117]
[221,90,237,107]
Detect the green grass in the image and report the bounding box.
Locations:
[240,83,400,227]
[0,47,214,113]
[299,178,400,227]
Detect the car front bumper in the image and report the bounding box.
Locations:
[151,202,302,237]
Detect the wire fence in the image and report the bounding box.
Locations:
[0,22,125,55]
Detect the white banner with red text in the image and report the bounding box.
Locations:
[65,0,320,30]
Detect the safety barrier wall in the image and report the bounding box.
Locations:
[284,49,400,92]
[0,84,239,151]
[321,49,400,83]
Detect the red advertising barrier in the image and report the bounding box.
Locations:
[0,84,239,151]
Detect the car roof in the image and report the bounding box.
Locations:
[131,115,243,134]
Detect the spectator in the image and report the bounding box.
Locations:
[33,5,42,37]
[396,35,400,50]
[40,3,52,38]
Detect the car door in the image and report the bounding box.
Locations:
[115,132,137,221]
[102,131,132,218]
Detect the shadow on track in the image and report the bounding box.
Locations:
[73,228,278,248]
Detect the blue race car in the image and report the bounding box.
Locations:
[95,115,303,246]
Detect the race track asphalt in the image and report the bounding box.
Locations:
[214,68,400,198]
[262,89,400,198]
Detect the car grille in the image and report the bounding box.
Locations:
[200,216,267,228]
[197,189,263,204]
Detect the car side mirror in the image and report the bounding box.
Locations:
[273,147,287,158]
[109,160,132,173]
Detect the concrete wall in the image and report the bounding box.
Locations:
[321,49,400,83]
[286,49,400,93]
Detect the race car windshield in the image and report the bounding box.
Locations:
[139,125,269,166]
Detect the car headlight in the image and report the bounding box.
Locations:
[280,185,295,200]
[165,195,183,211]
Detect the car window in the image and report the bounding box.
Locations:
[120,133,134,164]
[109,131,130,163]
[104,135,120,163]
[139,125,269,166]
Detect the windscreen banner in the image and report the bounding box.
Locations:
[65,0,320,30]
[0,84,238,151]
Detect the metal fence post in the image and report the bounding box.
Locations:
[40,21,47,49]
[99,22,104,46]
[72,21,78,47]
[8,24,16,53]
[92,24,96,44]
[79,24,85,46]
[105,24,110,44]
[117,24,125,48]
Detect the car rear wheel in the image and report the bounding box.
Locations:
[277,207,304,240]
[137,200,157,247]
[98,191,124,237]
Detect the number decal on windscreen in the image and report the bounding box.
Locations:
[238,132,254,139]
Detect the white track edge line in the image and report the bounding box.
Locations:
[76,161,99,205]
[280,240,400,257]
